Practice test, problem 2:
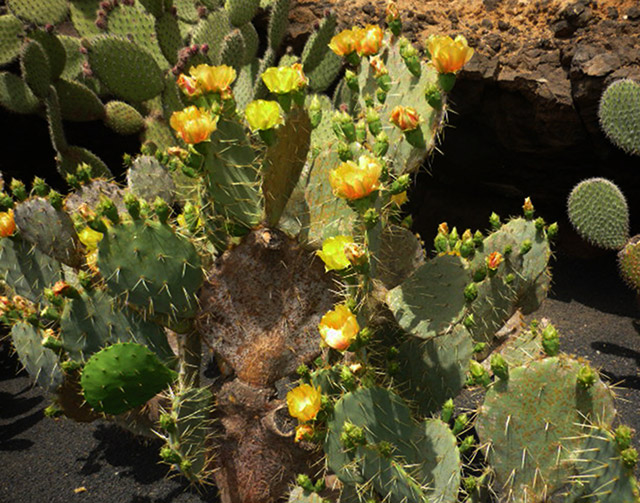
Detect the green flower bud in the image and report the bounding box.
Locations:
[577,364,596,388]
[464,283,478,302]
[10,179,27,201]
[489,212,501,230]
[490,354,509,380]
[520,239,532,255]
[32,177,50,197]
[541,324,560,356]
[452,413,469,436]
[441,398,454,423]
[615,425,633,451]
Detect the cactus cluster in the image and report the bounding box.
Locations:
[1,4,638,503]
[568,78,640,291]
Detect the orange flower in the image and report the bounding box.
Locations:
[176,74,199,97]
[386,0,399,20]
[287,384,322,422]
[328,28,360,56]
[318,304,360,351]
[187,64,236,94]
[369,55,388,77]
[294,424,315,442]
[426,34,474,74]
[329,155,382,200]
[170,106,219,144]
[486,251,503,271]
[356,24,384,56]
[0,210,15,237]
[390,106,420,131]
[292,63,309,87]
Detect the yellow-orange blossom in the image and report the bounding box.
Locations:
[329,155,382,200]
[426,34,474,74]
[170,106,218,144]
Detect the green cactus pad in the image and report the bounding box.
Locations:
[55,79,105,121]
[97,219,203,318]
[307,50,342,93]
[220,28,245,72]
[238,22,259,65]
[56,145,111,178]
[0,15,25,66]
[202,117,262,231]
[14,197,83,268]
[127,155,175,204]
[139,0,165,18]
[106,2,168,69]
[226,0,260,27]
[301,12,337,73]
[68,0,102,38]
[7,0,69,25]
[0,236,62,303]
[191,9,231,65]
[87,35,164,102]
[598,79,640,156]
[326,387,461,503]
[27,29,66,81]
[58,36,86,80]
[476,355,616,503]
[376,225,425,289]
[568,177,629,250]
[618,235,640,291]
[20,40,52,99]
[396,325,473,417]
[565,424,640,503]
[60,289,174,362]
[173,0,200,22]
[80,342,177,415]
[267,0,290,50]
[11,322,63,392]
[44,85,67,153]
[387,254,469,340]
[155,12,182,66]
[0,72,40,114]
[162,386,213,481]
[104,100,145,135]
[262,106,312,227]
[467,217,551,342]
[233,61,258,111]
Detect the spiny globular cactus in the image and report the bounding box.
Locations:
[568,78,640,292]
[1,5,638,503]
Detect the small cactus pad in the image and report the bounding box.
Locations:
[127,156,175,204]
[0,71,40,114]
[80,342,177,415]
[14,197,83,268]
[476,355,616,503]
[11,322,63,392]
[21,40,52,99]
[7,0,69,25]
[387,254,468,340]
[0,236,62,303]
[55,79,105,122]
[97,220,203,318]
[618,235,640,291]
[598,79,640,156]
[568,177,629,250]
[104,100,145,135]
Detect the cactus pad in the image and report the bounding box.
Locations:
[0,71,40,114]
[80,342,177,415]
[476,355,616,503]
[598,79,640,156]
[60,289,174,362]
[21,40,52,99]
[55,79,105,122]
[0,15,25,66]
[97,219,203,318]
[14,197,83,268]
[104,100,145,135]
[7,0,69,25]
[618,235,640,291]
[568,177,629,250]
[127,156,175,204]
[11,322,63,392]
[387,254,468,340]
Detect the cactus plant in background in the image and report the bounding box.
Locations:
[1,3,638,503]
[568,78,640,292]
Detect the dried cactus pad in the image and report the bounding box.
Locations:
[618,235,640,291]
[197,228,336,386]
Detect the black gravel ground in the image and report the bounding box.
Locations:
[1,250,639,503]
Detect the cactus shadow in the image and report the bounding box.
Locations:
[590,341,640,391]
[0,409,42,451]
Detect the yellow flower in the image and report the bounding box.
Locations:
[261,66,306,94]
[318,304,360,351]
[390,191,408,206]
[386,0,399,20]
[176,74,199,97]
[426,34,474,74]
[390,105,421,131]
[317,235,355,271]
[369,55,388,77]
[0,210,15,238]
[78,226,104,252]
[329,155,382,200]
[187,64,237,94]
[328,28,360,56]
[356,24,384,56]
[287,384,322,422]
[245,100,284,131]
[170,106,219,144]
